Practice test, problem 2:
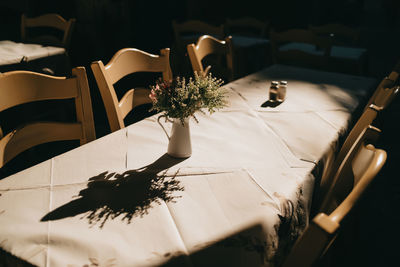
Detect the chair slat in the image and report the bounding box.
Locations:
[0,122,82,167]
[0,71,77,112]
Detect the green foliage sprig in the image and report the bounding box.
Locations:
[149,72,227,124]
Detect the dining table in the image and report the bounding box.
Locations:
[0,64,377,267]
[0,40,68,75]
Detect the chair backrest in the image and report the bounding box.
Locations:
[364,60,400,111]
[320,125,384,213]
[0,67,96,168]
[309,23,360,46]
[21,13,76,49]
[283,126,386,267]
[224,17,269,37]
[172,20,225,76]
[187,35,234,82]
[269,28,332,69]
[91,48,173,133]
[172,20,225,48]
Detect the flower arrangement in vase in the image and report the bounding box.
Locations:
[149,72,227,158]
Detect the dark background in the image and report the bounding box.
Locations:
[1,0,399,76]
[1,0,400,266]
[2,0,399,136]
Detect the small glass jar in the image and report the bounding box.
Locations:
[269,81,279,101]
[278,80,287,102]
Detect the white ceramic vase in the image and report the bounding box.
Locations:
[158,116,192,158]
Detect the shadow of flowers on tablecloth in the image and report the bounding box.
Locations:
[272,187,307,266]
[41,154,185,228]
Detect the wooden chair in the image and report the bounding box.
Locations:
[365,59,400,111]
[91,48,173,133]
[224,17,269,38]
[309,23,367,75]
[317,83,397,208]
[0,67,96,169]
[187,35,234,82]
[311,76,397,209]
[21,13,76,50]
[172,20,225,76]
[269,28,332,70]
[283,126,386,267]
[21,13,76,76]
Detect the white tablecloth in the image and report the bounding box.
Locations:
[0,40,65,66]
[0,65,376,266]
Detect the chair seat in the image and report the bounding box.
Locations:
[331,46,367,60]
